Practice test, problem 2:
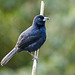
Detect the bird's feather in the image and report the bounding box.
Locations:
[17,30,41,49]
[0,48,17,66]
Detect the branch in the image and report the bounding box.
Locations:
[31,1,45,75]
[40,1,45,15]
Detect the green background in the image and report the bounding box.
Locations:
[0,0,75,75]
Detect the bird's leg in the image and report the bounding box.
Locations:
[29,52,34,57]
[33,51,39,63]
[29,52,39,62]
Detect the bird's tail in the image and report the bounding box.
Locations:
[0,47,17,66]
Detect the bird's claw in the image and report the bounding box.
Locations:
[32,56,39,63]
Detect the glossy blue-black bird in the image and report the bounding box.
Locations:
[0,15,49,66]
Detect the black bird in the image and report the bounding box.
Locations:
[0,15,49,66]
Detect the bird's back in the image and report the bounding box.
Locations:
[16,25,46,52]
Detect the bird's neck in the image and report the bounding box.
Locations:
[32,22,45,29]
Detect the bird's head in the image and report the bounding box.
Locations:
[33,15,49,27]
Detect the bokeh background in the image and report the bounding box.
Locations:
[0,0,75,75]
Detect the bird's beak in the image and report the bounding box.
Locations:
[43,17,50,21]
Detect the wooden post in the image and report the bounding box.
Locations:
[31,1,45,75]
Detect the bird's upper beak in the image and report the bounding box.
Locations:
[43,17,50,21]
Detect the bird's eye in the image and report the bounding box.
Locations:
[38,18,41,21]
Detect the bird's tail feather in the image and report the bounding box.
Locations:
[0,48,17,66]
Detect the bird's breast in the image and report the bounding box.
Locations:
[40,27,46,38]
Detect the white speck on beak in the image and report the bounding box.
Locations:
[43,17,50,21]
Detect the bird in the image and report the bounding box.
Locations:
[0,15,49,66]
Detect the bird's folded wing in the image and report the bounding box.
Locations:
[17,33,41,49]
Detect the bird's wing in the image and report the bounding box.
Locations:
[17,31,41,49]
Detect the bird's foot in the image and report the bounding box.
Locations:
[28,52,39,62]
[32,56,39,63]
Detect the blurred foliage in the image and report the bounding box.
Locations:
[0,0,75,75]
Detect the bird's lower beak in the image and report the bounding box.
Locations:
[43,17,50,21]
